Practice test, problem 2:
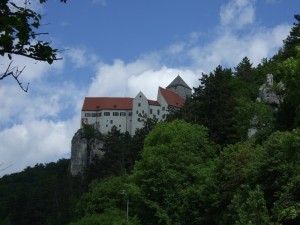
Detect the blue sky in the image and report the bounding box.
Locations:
[0,0,298,176]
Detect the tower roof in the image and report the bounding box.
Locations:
[166,75,192,90]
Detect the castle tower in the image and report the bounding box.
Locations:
[166,75,192,100]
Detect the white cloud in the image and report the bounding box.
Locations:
[220,0,255,29]
[0,79,82,177]
[0,72,83,177]
[0,117,79,177]
[186,23,290,71]
[64,46,99,69]
[88,58,200,100]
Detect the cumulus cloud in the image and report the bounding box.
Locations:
[88,58,200,100]
[0,80,82,177]
[186,22,290,70]
[220,0,255,29]
[0,61,82,177]
[0,117,79,177]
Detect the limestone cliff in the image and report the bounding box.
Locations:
[70,128,104,176]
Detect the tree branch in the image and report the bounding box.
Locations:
[0,61,29,92]
[6,50,63,61]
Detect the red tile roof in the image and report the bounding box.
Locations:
[82,97,133,111]
[148,100,160,106]
[159,87,185,107]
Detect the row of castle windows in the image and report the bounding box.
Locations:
[85,111,133,117]
[136,109,161,115]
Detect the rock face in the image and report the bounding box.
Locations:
[70,128,104,176]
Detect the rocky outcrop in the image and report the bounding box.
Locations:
[70,128,104,176]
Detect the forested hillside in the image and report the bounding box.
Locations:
[0,14,300,225]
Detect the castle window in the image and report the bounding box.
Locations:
[113,112,119,116]
[157,109,160,115]
[128,112,132,116]
[138,103,141,107]
[162,107,165,111]
[85,113,91,117]
[91,113,101,117]
[136,110,139,114]
[150,109,153,114]
[120,112,126,116]
[110,120,113,124]
[104,112,110,116]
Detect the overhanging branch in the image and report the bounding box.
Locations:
[0,61,29,92]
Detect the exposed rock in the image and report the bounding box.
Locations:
[70,128,104,176]
[258,74,284,108]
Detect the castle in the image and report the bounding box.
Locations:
[80,75,192,135]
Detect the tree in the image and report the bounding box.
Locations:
[72,176,140,225]
[69,209,140,225]
[235,98,275,141]
[179,65,239,145]
[0,0,67,91]
[281,15,300,60]
[233,57,262,100]
[231,185,273,225]
[131,120,218,225]
[275,46,300,129]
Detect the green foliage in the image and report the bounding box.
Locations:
[280,14,300,60]
[83,125,99,139]
[75,176,127,217]
[232,185,273,225]
[0,159,85,225]
[235,98,275,141]
[131,120,218,224]
[73,176,140,225]
[174,65,241,145]
[70,209,140,225]
[85,127,132,180]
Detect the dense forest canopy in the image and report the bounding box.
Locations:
[0,14,300,225]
